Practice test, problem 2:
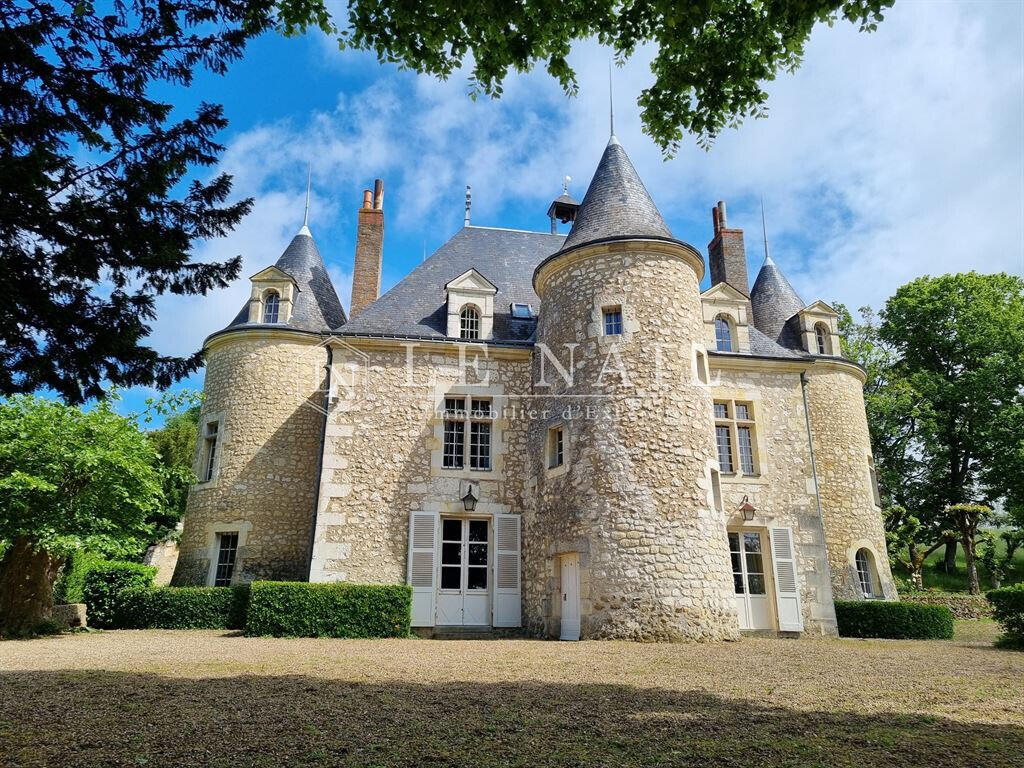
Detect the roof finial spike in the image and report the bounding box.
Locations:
[298,161,313,236]
[608,58,617,142]
[760,196,774,266]
[562,174,571,194]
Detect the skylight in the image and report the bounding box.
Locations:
[510,303,533,319]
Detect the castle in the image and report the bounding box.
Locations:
[173,130,896,640]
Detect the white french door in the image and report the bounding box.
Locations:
[729,531,773,630]
[437,518,490,626]
[559,553,580,641]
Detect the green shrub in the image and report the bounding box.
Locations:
[245,581,411,638]
[82,561,156,628]
[119,585,250,630]
[987,583,1024,645]
[53,551,106,604]
[834,600,954,640]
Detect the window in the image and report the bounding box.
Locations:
[548,425,564,469]
[710,467,723,513]
[460,306,481,339]
[442,396,492,471]
[202,421,219,482]
[714,399,759,476]
[214,532,238,587]
[510,302,532,319]
[814,323,829,355]
[868,456,881,507]
[262,291,280,324]
[603,306,623,336]
[856,548,878,598]
[695,348,709,385]
[714,314,734,352]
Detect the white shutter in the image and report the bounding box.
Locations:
[769,526,804,632]
[493,513,521,627]
[407,511,439,627]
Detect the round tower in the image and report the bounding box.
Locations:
[523,137,739,641]
[172,228,347,586]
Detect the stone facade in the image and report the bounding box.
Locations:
[805,369,898,601]
[172,330,328,586]
[525,240,740,641]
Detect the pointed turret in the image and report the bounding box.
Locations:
[750,255,804,346]
[559,138,673,252]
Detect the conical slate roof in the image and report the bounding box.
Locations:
[224,229,347,333]
[750,255,804,346]
[560,137,673,252]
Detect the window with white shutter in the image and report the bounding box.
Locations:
[492,513,521,627]
[407,511,439,627]
[769,526,803,632]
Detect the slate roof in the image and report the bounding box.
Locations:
[338,226,565,342]
[559,137,673,252]
[224,230,347,334]
[749,255,805,349]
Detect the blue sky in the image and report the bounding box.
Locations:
[121,0,1023,421]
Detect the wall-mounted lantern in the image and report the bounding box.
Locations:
[739,495,756,522]
[462,485,479,512]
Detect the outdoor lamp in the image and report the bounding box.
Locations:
[739,495,756,522]
[462,486,479,512]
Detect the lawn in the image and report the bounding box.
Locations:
[1,622,1022,767]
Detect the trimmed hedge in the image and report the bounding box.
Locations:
[245,581,412,638]
[119,585,250,630]
[53,551,106,604]
[835,599,954,640]
[82,561,157,628]
[987,583,1024,643]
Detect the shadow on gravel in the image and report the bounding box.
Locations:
[1,671,1021,767]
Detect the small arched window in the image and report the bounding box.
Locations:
[855,548,878,598]
[815,323,829,355]
[460,306,480,340]
[262,291,281,324]
[714,315,733,352]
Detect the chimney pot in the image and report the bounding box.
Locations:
[373,179,383,210]
[362,189,372,209]
[717,200,727,228]
[712,206,720,235]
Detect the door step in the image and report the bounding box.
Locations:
[429,625,496,640]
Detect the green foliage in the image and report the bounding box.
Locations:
[53,551,106,604]
[119,585,250,630]
[82,561,157,629]
[1,0,274,403]
[0,396,165,557]
[267,1,892,154]
[145,399,202,536]
[245,581,411,638]
[834,600,954,640]
[986,584,1024,644]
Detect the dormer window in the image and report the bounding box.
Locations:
[815,323,829,355]
[714,314,734,352]
[460,306,481,339]
[510,302,533,319]
[262,291,281,324]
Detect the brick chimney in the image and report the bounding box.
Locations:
[350,179,384,319]
[708,200,749,297]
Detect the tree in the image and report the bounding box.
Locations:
[947,504,993,595]
[270,0,893,153]
[0,395,164,635]
[1,0,274,404]
[883,506,954,591]
[146,403,201,539]
[880,272,1024,515]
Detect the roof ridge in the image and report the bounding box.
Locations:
[466,224,565,237]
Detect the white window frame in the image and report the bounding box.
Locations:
[442,396,493,471]
[545,423,570,477]
[714,314,734,352]
[814,323,829,355]
[459,305,481,340]
[195,415,224,485]
[713,399,760,477]
[855,548,882,599]
[262,290,281,324]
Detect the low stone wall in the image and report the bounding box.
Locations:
[901,593,992,620]
[52,603,87,629]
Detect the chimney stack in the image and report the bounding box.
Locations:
[350,179,384,319]
[708,200,749,298]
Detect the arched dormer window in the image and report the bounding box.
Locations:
[263,291,281,324]
[714,314,734,352]
[855,548,880,598]
[460,305,480,340]
[814,323,829,355]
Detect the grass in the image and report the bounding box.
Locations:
[0,622,1021,767]
[894,533,1024,593]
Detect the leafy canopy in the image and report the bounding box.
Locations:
[0,395,165,557]
[269,0,893,153]
[0,0,274,404]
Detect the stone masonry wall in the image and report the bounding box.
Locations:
[709,365,838,635]
[310,342,531,584]
[805,368,897,601]
[526,241,740,641]
[173,332,328,585]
